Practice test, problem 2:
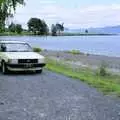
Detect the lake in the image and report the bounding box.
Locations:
[0,35,120,57]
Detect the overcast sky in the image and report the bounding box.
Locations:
[11,0,120,29]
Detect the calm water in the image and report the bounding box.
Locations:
[0,35,120,57]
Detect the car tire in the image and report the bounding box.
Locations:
[1,61,8,74]
[36,69,43,74]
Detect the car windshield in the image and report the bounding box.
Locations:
[1,43,32,52]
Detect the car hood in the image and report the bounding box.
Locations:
[4,52,44,59]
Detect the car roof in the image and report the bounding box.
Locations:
[0,40,27,44]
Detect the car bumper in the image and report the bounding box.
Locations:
[6,63,46,71]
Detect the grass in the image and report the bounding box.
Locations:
[60,33,117,36]
[45,58,120,96]
[0,32,117,36]
[67,50,82,55]
[67,50,90,56]
[0,32,34,36]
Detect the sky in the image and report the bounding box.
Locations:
[10,0,120,29]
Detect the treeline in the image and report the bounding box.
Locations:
[2,18,64,36]
[8,23,22,34]
[27,18,64,36]
[1,17,64,36]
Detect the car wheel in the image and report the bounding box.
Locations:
[1,61,8,74]
[36,69,43,74]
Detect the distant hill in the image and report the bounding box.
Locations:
[65,25,120,34]
[89,25,120,34]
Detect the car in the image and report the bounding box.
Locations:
[0,40,46,74]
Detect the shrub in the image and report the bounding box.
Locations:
[98,62,108,76]
[68,50,83,55]
[86,53,90,56]
[33,47,42,52]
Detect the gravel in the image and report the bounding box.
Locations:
[0,70,120,120]
[41,50,120,72]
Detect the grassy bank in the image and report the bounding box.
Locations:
[0,32,116,36]
[61,33,117,36]
[46,58,120,96]
[0,32,33,36]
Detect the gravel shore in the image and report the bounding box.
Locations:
[41,50,120,73]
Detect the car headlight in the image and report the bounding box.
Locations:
[8,59,18,64]
[38,58,45,63]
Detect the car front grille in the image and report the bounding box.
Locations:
[18,59,38,64]
[7,63,46,68]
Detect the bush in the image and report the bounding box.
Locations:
[99,66,107,76]
[98,62,108,76]
[86,53,90,56]
[68,50,83,55]
[33,47,42,52]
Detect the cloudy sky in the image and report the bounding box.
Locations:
[12,0,120,29]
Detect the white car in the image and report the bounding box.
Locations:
[0,40,46,74]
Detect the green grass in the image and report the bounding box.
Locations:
[46,58,120,96]
[67,50,82,55]
[61,33,117,36]
[0,32,33,36]
[67,50,90,56]
[0,32,117,36]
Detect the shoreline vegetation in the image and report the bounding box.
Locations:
[0,32,117,36]
[38,49,120,97]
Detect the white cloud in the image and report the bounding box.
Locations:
[39,0,57,4]
[12,2,120,29]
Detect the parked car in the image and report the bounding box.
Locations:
[0,40,46,74]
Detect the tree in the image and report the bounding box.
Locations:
[51,23,64,36]
[56,23,64,35]
[27,18,49,35]
[85,29,88,34]
[8,22,16,32]
[8,23,23,34]
[0,2,9,32]
[0,0,25,32]
[15,24,22,34]
[51,24,57,36]
[40,20,49,35]
[0,0,24,11]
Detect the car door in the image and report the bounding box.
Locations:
[0,43,2,66]
[0,43,6,66]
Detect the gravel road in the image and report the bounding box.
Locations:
[0,70,120,120]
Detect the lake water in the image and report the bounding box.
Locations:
[0,35,120,57]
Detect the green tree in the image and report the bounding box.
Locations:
[40,20,49,35]
[0,0,24,10]
[8,22,16,32]
[27,18,49,35]
[56,23,64,35]
[8,23,23,34]
[51,23,64,36]
[51,24,57,36]
[15,24,22,34]
[0,2,9,32]
[85,29,88,34]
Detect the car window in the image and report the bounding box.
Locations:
[0,43,32,52]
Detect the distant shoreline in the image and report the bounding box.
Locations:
[0,32,117,36]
